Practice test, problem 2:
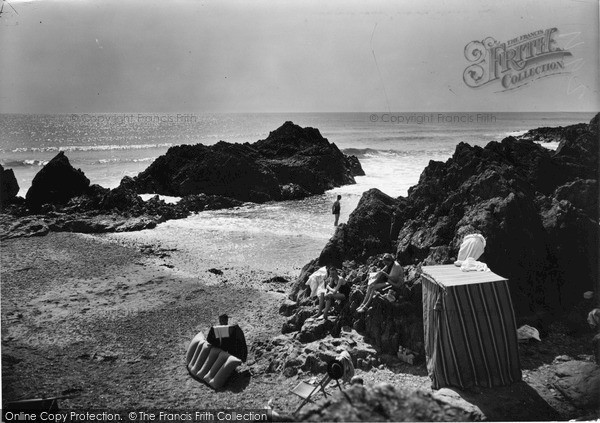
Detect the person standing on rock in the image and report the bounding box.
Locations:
[332,195,342,226]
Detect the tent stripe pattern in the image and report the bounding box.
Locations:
[422,265,521,389]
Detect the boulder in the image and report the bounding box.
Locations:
[553,360,600,410]
[0,164,19,207]
[25,152,90,211]
[48,215,158,233]
[359,283,424,354]
[278,299,298,317]
[0,216,49,240]
[299,383,479,422]
[518,122,588,145]
[124,121,364,202]
[540,198,599,308]
[319,189,398,265]
[553,178,598,218]
[295,318,336,343]
[99,186,145,213]
[249,328,377,377]
[126,142,280,201]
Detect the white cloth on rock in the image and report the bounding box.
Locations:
[460,257,489,272]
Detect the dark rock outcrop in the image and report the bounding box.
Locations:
[518,122,589,146]
[1,152,245,239]
[249,329,380,377]
[319,189,399,266]
[287,257,424,355]
[124,121,364,201]
[553,360,600,411]
[289,113,599,354]
[0,164,19,208]
[25,152,91,211]
[298,383,479,422]
[2,122,363,238]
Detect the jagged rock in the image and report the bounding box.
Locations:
[4,122,362,238]
[320,189,398,264]
[25,152,90,211]
[282,307,315,334]
[553,178,598,218]
[279,183,310,200]
[540,199,599,308]
[0,164,19,208]
[518,122,589,145]
[295,318,336,343]
[0,216,49,240]
[308,115,599,317]
[63,184,110,213]
[298,383,479,422]
[285,256,425,355]
[289,114,599,356]
[262,276,289,283]
[249,329,377,377]
[115,217,158,232]
[124,121,364,202]
[48,215,158,233]
[128,141,279,201]
[359,283,424,355]
[180,194,242,212]
[289,258,321,301]
[99,186,145,213]
[278,299,298,317]
[553,361,600,410]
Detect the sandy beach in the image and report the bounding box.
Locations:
[2,231,594,420]
[1,232,292,410]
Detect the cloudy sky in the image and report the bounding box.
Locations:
[0,0,598,113]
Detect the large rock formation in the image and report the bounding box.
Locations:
[1,153,242,239]
[0,164,19,208]
[286,256,425,355]
[123,121,364,201]
[289,114,599,354]
[25,151,90,211]
[2,121,362,238]
[298,383,479,422]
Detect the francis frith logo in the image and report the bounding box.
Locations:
[463,28,572,91]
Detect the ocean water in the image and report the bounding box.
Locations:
[0,112,594,273]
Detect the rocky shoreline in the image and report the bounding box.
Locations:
[0,121,363,240]
[284,113,598,356]
[2,115,599,420]
[261,114,599,419]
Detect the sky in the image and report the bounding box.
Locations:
[0,0,598,113]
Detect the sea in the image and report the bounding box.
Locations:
[0,112,594,274]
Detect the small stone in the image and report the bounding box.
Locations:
[350,376,364,385]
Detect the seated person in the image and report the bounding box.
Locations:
[314,265,350,320]
[356,253,403,313]
[206,313,248,362]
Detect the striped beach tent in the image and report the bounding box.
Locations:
[421,265,521,389]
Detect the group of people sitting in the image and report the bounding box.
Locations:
[307,253,404,320]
